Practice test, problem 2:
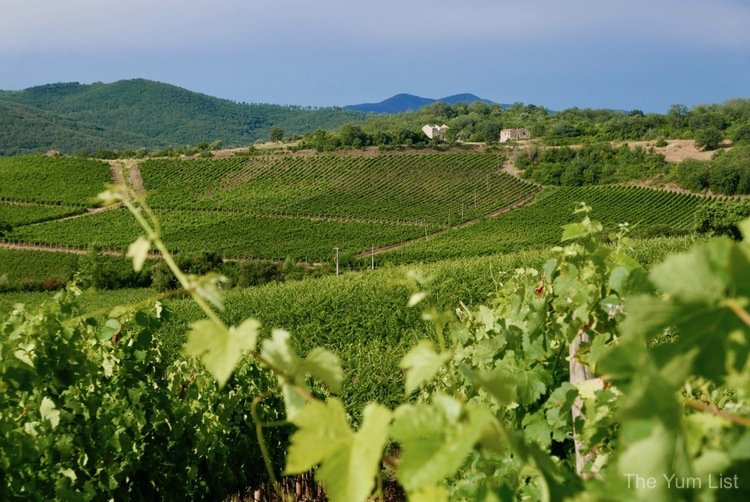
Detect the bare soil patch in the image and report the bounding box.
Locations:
[613,139,722,163]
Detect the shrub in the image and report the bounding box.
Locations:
[151,251,225,291]
[674,159,710,191]
[238,260,282,287]
[693,199,750,239]
[694,127,723,150]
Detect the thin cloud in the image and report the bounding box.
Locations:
[2,0,749,53]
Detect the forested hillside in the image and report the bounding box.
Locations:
[0,101,158,156]
[0,80,365,155]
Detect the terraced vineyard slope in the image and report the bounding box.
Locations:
[381,185,711,262]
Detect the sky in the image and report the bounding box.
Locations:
[1,0,749,112]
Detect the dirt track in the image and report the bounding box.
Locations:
[0,240,127,256]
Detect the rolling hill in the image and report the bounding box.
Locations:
[0,79,366,155]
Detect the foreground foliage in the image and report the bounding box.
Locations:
[0,290,284,499]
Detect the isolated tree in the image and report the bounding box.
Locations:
[269,127,284,142]
[667,103,689,130]
[338,124,370,148]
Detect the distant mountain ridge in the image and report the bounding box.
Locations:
[346,93,499,114]
[0,79,365,155]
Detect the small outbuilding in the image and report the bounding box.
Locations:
[422,124,450,140]
[499,128,531,143]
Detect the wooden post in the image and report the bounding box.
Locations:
[569,325,603,478]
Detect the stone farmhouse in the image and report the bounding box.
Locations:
[422,124,450,140]
[499,128,531,143]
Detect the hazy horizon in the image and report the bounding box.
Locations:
[2,0,749,112]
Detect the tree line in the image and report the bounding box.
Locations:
[292,98,750,150]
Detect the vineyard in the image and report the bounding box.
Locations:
[0,156,111,205]
[0,202,85,226]
[0,247,144,291]
[139,153,537,224]
[5,203,743,500]
[2,153,544,261]
[0,154,722,264]
[0,233,703,399]
[382,185,712,262]
[6,208,433,261]
[2,147,750,501]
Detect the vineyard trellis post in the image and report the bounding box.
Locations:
[334,247,339,276]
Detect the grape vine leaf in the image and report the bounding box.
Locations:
[189,273,228,311]
[99,319,120,342]
[400,340,452,395]
[390,398,493,492]
[739,217,750,242]
[285,399,350,472]
[261,330,344,417]
[561,222,589,242]
[475,366,517,404]
[656,239,750,310]
[183,318,259,386]
[409,484,449,502]
[40,397,60,429]
[260,329,305,417]
[616,419,691,501]
[261,329,299,371]
[126,236,150,272]
[408,291,428,308]
[299,347,344,393]
[285,399,392,502]
[522,412,552,449]
[729,430,750,460]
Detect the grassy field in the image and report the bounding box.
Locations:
[0,247,152,290]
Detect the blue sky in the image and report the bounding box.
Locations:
[2,0,748,111]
